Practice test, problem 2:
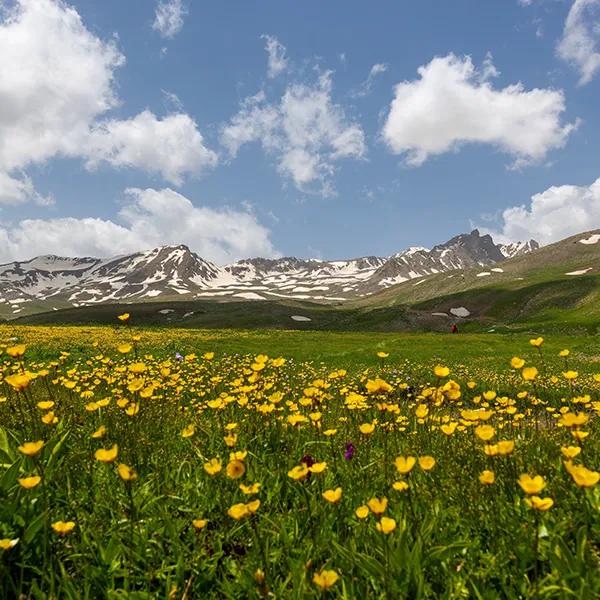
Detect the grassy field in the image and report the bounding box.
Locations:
[2,323,600,369]
[0,321,598,598]
[11,271,600,335]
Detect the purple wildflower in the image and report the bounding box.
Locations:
[300,454,316,468]
[344,442,355,460]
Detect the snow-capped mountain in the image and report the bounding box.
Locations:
[368,230,508,288]
[499,240,540,259]
[0,230,538,317]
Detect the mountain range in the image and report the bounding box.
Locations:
[0,229,538,319]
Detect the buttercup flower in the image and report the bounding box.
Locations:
[434,365,450,378]
[376,517,396,534]
[367,496,388,515]
[18,476,41,489]
[226,459,245,479]
[52,521,76,536]
[392,481,409,492]
[95,444,118,463]
[204,458,222,476]
[117,463,137,482]
[525,496,554,511]
[518,474,546,495]
[522,367,538,381]
[394,456,416,475]
[479,470,495,485]
[313,570,339,590]
[322,487,342,504]
[564,462,599,488]
[18,441,44,457]
[418,456,436,471]
[0,538,19,551]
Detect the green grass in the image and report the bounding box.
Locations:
[0,325,598,598]
[409,275,600,334]
[3,324,600,371]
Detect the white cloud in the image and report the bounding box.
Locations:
[221,72,365,195]
[152,0,187,39]
[479,178,600,244]
[557,0,600,85]
[0,188,277,264]
[262,34,288,78]
[87,111,218,185]
[0,0,214,203]
[0,172,53,206]
[382,54,576,168]
[354,63,388,96]
[0,0,123,171]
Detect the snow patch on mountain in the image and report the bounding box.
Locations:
[565,268,592,276]
[579,234,600,245]
[499,240,539,258]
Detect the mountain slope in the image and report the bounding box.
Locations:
[351,229,600,333]
[0,229,536,319]
[10,229,598,334]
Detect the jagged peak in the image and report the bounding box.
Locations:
[153,243,192,253]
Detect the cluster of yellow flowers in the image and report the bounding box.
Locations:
[0,325,598,595]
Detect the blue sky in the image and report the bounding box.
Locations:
[0,0,599,263]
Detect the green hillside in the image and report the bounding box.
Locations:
[350,229,600,333]
[11,229,600,334]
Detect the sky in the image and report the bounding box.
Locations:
[0,0,599,264]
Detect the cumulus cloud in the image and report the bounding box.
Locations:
[0,0,123,171]
[221,72,365,195]
[0,188,277,264]
[479,178,600,244]
[152,0,187,39]
[382,54,576,168]
[0,172,53,206]
[0,0,214,203]
[557,0,600,85]
[262,34,288,78]
[87,111,218,185]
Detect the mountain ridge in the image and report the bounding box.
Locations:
[0,229,540,319]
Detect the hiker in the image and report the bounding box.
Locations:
[451,323,458,334]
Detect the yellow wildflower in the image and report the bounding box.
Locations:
[367,497,388,515]
[376,517,396,534]
[322,487,342,504]
[313,570,339,590]
[518,474,546,495]
[394,456,416,475]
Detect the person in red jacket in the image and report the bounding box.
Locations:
[451,323,458,334]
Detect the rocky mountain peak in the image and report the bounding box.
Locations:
[0,230,540,318]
